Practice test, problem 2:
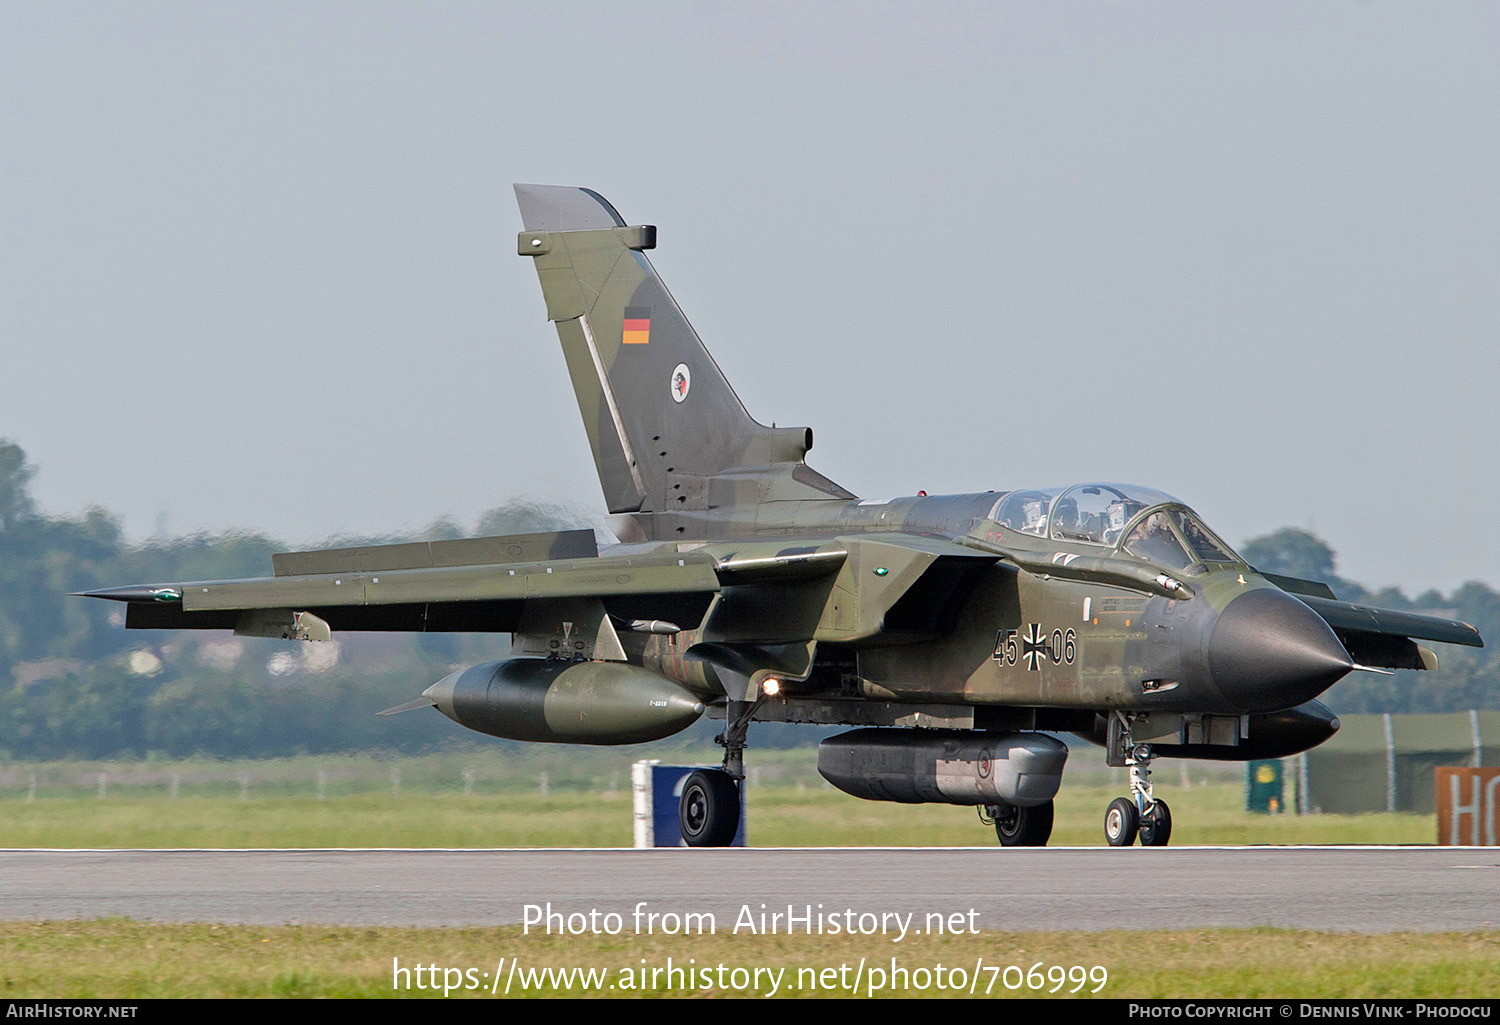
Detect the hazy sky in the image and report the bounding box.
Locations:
[3,2,1497,593]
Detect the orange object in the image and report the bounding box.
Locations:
[1436,766,1500,845]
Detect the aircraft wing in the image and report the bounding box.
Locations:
[1296,594,1482,649]
[80,529,998,653]
[1257,571,1482,669]
[1295,593,1481,671]
[81,529,726,638]
[79,528,882,641]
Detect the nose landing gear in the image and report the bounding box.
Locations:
[1105,712,1173,847]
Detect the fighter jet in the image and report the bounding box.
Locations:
[81,184,1484,847]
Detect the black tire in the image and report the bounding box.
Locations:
[1104,797,1139,847]
[1139,799,1172,847]
[994,799,1054,847]
[679,769,741,847]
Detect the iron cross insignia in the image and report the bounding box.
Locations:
[1022,623,1048,671]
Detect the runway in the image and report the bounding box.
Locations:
[2,847,1496,932]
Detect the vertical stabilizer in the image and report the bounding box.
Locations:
[515,185,842,534]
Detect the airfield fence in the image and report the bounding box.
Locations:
[0,743,1248,803]
[1,753,678,802]
[0,749,835,803]
[1296,710,1500,814]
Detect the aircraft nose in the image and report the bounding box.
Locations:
[1207,587,1353,712]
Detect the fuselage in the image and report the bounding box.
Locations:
[616,483,1354,726]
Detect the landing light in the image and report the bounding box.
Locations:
[762,679,781,696]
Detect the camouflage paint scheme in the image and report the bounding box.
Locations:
[84,185,1482,800]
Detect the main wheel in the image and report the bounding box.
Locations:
[1104,797,1139,847]
[1138,799,1172,847]
[994,799,1054,847]
[679,769,741,847]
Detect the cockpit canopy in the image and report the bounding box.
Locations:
[988,482,1242,571]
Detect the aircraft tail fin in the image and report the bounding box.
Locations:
[515,185,846,535]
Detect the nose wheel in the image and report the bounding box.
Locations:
[1104,797,1138,846]
[1138,798,1172,847]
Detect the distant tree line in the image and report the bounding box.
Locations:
[0,440,587,759]
[1,439,1497,760]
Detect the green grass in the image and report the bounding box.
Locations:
[1,779,1436,848]
[1,920,1494,998]
[0,754,1475,1000]
[0,748,1440,846]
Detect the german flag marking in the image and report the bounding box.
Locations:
[622,305,651,345]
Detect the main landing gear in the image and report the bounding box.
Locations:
[679,769,740,847]
[981,799,1055,847]
[1104,712,1172,847]
[678,697,757,847]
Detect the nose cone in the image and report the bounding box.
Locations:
[1208,588,1353,711]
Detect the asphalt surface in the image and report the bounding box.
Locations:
[2,847,1497,932]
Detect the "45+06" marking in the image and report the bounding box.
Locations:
[993,624,1076,671]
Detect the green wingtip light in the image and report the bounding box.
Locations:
[874,567,889,576]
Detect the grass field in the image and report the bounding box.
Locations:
[0,749,1437,847]
[2,920,1496,998]
[1,782,1438,849]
